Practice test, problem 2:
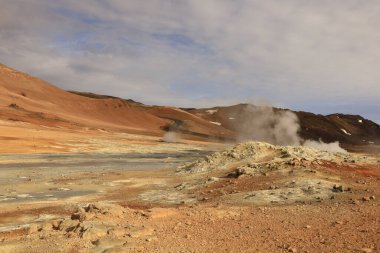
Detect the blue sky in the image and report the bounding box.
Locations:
[0,0,379,123]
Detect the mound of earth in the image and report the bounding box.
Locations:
[178,141,379,174]
[174,142,380,207]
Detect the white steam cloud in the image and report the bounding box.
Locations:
[163,132,180,143]
[235,104,346,153]
[236,105,300,146]
[303,139,346,153]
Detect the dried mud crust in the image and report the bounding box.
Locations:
[177,141,379,174]
[172,142,379,206]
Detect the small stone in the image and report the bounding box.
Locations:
[362,196,370,201]
[333,184,343,192]
[288,247,297,253]
[127,227,154,238]
[27,224,39,234]
[81,226,108,240]
[369,196,375,200]
[360,248,373,253]
[41,222,52,231]
[208,177,219,182]
[304,225,311,229]
[66,231,75,238]
[59,219,79,232]
[107,227,127,239]
[51,220,62,230]
[72,212,95,222]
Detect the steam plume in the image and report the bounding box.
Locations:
[163,131,180,143]
[234,104,346,153]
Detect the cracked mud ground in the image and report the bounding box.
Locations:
[0,142,379,253]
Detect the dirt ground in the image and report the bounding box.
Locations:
[0,139,379,253]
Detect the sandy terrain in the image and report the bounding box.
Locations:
[0,142,379,253]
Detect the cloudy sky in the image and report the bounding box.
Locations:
[1,1,379,122]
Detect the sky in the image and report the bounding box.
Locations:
[1,0,379,123]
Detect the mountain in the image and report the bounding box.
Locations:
[1,63,379,152]
[0,63,231,140]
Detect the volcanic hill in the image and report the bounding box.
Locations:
[1,63,379,152]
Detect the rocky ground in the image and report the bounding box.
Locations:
[0,142,379,253]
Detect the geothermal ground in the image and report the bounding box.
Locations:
[0,138,379,253]
[0,64,379,252]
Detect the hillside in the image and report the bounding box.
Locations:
[0,64,230,140]
[1,63,379,153]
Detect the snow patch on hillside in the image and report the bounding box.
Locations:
[341,128,351,136]
[206,109,218,115]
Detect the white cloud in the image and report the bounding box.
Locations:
[0,0,379,122]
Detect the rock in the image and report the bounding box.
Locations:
[71,211,95,222]
[92,238,126,251]
[102,245,136,253]
[127,227,154,238]
[304,225,311,229]
[81,225,108,241]
[369,196,375,200]
[107,227,127,239]
[77,207,86,213]
[85,203,126,218]
[145,208,177,219]
[208,177,219,182]
[40,222,53,231]
[59,219,79,232]
[333,185,343,192]
[71,212,82,220]
[65,231,76,238]
[174,183,187,190]
[360,248,373,253]
[51,220,62,230]
[362,196,370,201]
[230,152,239,159]
[27,224,39,234]
[288,247,297,253]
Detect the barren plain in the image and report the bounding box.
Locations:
[0,135,379,253]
